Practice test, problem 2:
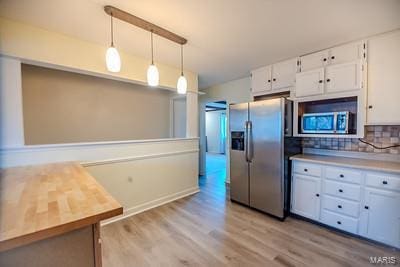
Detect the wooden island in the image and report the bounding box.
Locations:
[0,162,123,267]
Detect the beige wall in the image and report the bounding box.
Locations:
[22,64,173,145]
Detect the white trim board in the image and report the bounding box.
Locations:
[101,186,200,226]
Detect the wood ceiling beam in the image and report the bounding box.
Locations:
[104,5,187,45]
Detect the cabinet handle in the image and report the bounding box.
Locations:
[337,205,342,209]
[337,221,342,225]
[304,168,308,172]
[326,79,331,82]
[368,105,373,109]
[267,79,271,83]
[315,193,320,197]
[338,189,343,193]
[339,174,344,178]
[382,180,388,185]
[272,78,276,82]
[323,58,327,62]
[364,206,369,210]
[319,80,323,83]
[331,56,335,60]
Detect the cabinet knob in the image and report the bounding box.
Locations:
[331,56,335,60]
[382,180,388,185]
[272,78,276,81]
[319,80,323,83]
[337,221,342,225]
[338,189,343,193]
[368,105,373,109]
[337,205,342,209]
[364,206,369,210]
[326,79,331,82]
[268,79,271,83]
[323,58,327,62]
[339,174,344,178]
[315,193,320,197]
[304,168,308,172]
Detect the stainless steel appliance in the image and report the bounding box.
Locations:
[229,98,300,219]
[301,111,352,134]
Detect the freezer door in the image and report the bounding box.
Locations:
[229,102,249,205]
[249,98,284,217]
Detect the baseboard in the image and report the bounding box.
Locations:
[101,186,200,226]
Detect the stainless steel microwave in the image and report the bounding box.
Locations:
[301,111,352,134]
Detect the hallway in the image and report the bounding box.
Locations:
[206,152,226,183]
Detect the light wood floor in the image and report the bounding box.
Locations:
[102,170,399,266]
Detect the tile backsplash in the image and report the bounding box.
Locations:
[302,126,400,154]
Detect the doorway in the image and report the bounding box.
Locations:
[205,101,227,181]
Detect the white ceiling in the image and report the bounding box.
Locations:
[1,0,399,89]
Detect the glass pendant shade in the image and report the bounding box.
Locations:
[177,75,187,94]
[147,64,159,86]
[106,46,121,72]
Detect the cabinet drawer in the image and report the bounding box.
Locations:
[366,173,400,191]
[324,180,361,201]
[321,210,358,234]
[293,162,322,177]
[325,166,362,184]
[322,195,359,218]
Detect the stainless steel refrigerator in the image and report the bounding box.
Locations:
[229,97,300,219]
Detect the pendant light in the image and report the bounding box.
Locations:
[105,13,121,72]
[147,31,159,86]
[177,44,187,94]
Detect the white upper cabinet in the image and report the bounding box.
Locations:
[325,61,362,93]
[251,65,272,94]
[366,30,400,125]
[295,68,324,97]
[329,41,364,65]
[271,58,298,90]
[300,50,329,72]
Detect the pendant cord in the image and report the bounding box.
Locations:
[180,45,184,76]
[110,14,114,47]
[151,31,154,65]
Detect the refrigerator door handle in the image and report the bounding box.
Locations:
[247,121,253,162]
[244,121,249,162]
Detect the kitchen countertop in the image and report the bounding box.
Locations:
[0,162,123,252]
[290,154,400,174]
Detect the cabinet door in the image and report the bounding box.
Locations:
[251,65,272,93]
[363,188,400,248]
[300,50,329,72]
[271,58,297,91]
[295,68,324,97]
[325,61,362,93]
[291,174,321,220]
[367,30,400,125]
[329,41,364,65]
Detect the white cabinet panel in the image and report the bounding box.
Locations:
[324,180,361,201]
[271,58,297,90]
[300,50,329,72]
[329,41,364,65]
[322,195,360,218]
[295,68,324,97]
[367,30,400,125]
[293,162,322,177]
[291,174,321,220]
[325,166,362,184]
[251,66,271,93]
[362,188,400,248]
[325,61,362,93]
[321,210,359,233]
[366,173,400,191]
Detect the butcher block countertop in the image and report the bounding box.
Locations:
[291,154,400,174]
[0,162,123,252]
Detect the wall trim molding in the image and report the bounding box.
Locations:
[82,149,199,167]
[101,186,200,226]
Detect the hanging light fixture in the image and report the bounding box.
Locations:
[105,13,121,72]
[147,31,159,86]
[177,45,187,94]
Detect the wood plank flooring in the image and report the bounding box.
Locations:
[101,169,399,266]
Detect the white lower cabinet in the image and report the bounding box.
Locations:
[291,174,321,220]
[361,188,400,248]
[291,160,400,248]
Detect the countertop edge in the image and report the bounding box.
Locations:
[0,206,123,252]
[290,154,400,174]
